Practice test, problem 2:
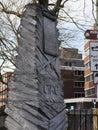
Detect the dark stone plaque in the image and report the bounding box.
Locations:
[43,16,59,56]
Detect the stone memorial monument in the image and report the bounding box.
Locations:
[4,1,67,130]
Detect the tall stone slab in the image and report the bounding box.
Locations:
[4,3,67,130]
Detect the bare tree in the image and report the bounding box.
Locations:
[0,0,96,76]
[0,0,65,74]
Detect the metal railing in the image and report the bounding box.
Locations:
[67,109,98,130]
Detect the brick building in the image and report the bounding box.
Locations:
[84,41,96,97]
[0,72,12,107]
[60,47,85,99]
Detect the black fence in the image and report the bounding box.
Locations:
[67,109,98,130]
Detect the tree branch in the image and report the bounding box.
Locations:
[53,0,62,14]
[0,2,22,18]
[60,8,85,31]
[52,0,69,15]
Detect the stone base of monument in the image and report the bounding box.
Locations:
[4,3,67,130]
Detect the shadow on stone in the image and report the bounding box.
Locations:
[0,126,8,130]
[0,106,7,130]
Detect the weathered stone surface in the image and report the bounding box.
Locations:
[43,17,59,56]
[4,3,67,130]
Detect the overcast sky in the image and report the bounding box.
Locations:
[58,0,96,58]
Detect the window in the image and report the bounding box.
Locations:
[64,61,76,67]
[74,81,84,88]
[74,92,85,98]
[74,70,84,76]
[64,62,71,66]
[85,88,95,97]
[85,62,90,69]
[85,74,93,82]
[71,62,76,66]
[85,48,90,57]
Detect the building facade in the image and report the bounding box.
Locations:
[60,47,85,99]
[0,72,12,107]
[84,41,96,97]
